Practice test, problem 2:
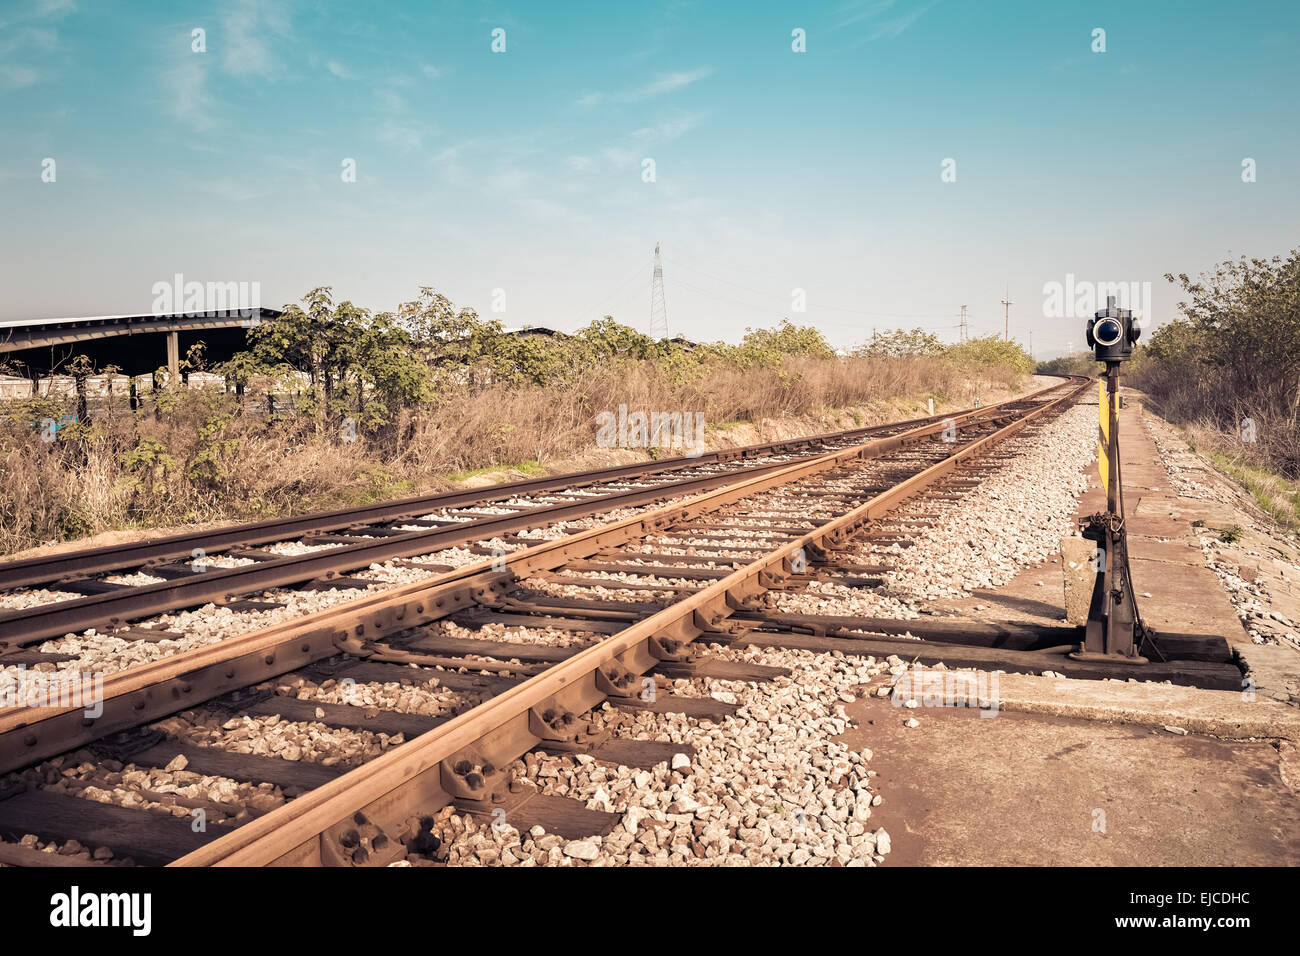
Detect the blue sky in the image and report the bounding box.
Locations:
[2,0,1297,356]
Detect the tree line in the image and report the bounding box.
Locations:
[213,286,1029,441]
[1131,249,1300,477]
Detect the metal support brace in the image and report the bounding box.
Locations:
[1073,364,1148,664]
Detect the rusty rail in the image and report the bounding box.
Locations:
[0,384,1080,779]
[0,404,972,590]
[167,378,1087,866]
[0,391,1062,648]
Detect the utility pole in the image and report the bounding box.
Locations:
[959,305,969,344]
[1001,287,1013,342]
[649,243,669,340]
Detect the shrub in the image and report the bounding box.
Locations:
[0,289,1035,553]
[1132,248,1300,478]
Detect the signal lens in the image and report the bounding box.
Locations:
[1094,318,1123,346]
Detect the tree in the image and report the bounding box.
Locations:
[576,317,669,362]
[397,287,501,387]
[1035,352,1099,376]
[347,311,432,427]
[856,328,945,358]
[731,320,834,368]
[945,335,1034,375]
[1163,250,1300,423]
[249,287,341,433]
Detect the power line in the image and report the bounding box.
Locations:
[669,275,889,331]
[661,255,960,319]
[574,257,653,325]
[669,275,979,343]
[670,275,791,316]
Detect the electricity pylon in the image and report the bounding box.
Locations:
[650,243,669,340]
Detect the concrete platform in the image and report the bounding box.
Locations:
[844,694,1300,866]
[990,672,1300,740]
[945,398,1249,647]
[859,396,1300,865]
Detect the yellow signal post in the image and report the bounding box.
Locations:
[1075,357,1147,664]
[1098,380,1110,494]
[1075,294,1149,664]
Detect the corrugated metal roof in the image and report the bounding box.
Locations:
[0,308,281,330]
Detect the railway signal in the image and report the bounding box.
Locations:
[1074,296,1152,664]
[1085,295,1141,362]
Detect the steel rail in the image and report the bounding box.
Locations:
[0,456,803,648]
[0,406,966,590]
[171,377,1087,866]
[0,388,1062,648]
[0,385,1078,777]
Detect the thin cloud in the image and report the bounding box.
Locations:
[485,167,535,194]
[3,26,58,53]
[34,0,77,15]
[376,88,407,114]
[0,63,38,90]
[636,68,711,98]
[371,82,437,151]
[326,60,351,79]
[599,146,639,170]
[575,67,712,108]
[835,0,940,42]
[582,111,707,173]
[431,142,468,164]
[376,118,433,152]
[222,0,292,78]
[631,112,706,144]
[198,177,266,202]
[0,0,73,89]
[164,54,217,131]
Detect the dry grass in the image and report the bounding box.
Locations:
[1178,422,1300,534]
[0,353,1021,554]
[1133,347,1300,479]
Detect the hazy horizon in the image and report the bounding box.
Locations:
[3,0,1297,359]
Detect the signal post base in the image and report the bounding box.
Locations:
[1068,649,1149,666]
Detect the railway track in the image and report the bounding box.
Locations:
[6,374,1228,868]
[0,402,1015,651]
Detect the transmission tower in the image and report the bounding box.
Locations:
[649,243,669,340]
[959,304,969,344]
[1001,287,1014,342]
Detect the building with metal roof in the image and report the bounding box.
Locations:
[0,308,282,383]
